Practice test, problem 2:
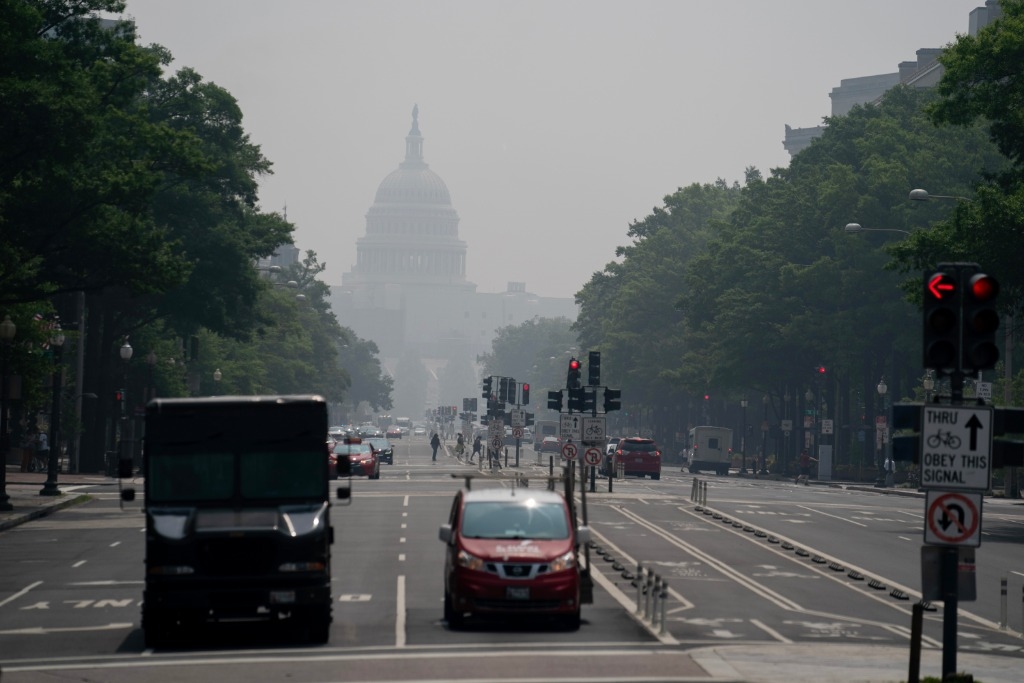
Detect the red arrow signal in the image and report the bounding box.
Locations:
[927,273,957,300]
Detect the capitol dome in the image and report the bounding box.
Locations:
[374,164,452,205]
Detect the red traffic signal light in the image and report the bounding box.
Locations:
[923,269,960,371]
[566,358,582,390]
[569,359,580,371]
[521,383,530,405]
[962,272,999,371]
[816,365,826,375]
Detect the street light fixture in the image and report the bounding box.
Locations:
[740,399,748,474]
[118,340,133,475]
[0,315,16,511]
[40,322,65,496]
[759,395,770,475]
[844,223,911,236]
[909,189,972,203]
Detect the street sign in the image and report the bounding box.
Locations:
[803,416,812,428]
[976,381,992,400]
[781,419,792,432]
[561,442,578,461]
[820,419,833,435]
[490,436,504,451]
[560,413,582,442]
[920,405,993,491]
[512,426,524,440]
[582,416,606,444]
[924,490,982,547]
[488,420,503,439]
[583,447,602,466]
[510,409,525,428]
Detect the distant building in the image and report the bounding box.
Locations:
[329,107,577,364]
[783,1,1003,156]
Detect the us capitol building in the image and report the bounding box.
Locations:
[329,106,576,363]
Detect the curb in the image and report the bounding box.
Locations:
[0,493,92,533]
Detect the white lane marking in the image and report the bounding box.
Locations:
[109,541,120,548]
[72,561,86,568]
[0,623,133,635]
[797,504,867,527]
[750,618,792,643]
[400,537,406,543]
[398,554,406,562]
[403,495,409,507]
[898,536,914,541]
[68,581,143,586]
[0,581,42,608]
[395,575,406,648]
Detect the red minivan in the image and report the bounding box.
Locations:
[438,487,590,629]
[606,437,662,480]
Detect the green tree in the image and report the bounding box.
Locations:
[478,317,577,397]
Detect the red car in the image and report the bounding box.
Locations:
[332,437,380,479]
[438,487,590,629]
[603,437,661,480]
[539,436,562,454]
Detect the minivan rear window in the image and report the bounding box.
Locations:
[620,441,657,452]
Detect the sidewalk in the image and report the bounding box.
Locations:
[0,464,111,532]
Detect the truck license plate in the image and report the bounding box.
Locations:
[506,586,529,600]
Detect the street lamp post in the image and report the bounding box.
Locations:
[844,223,911,236]
[40,323,65,496]
[119,340,133,473]
[740,399,748,474]
[0,315,17,510]
[876,376,888,485]
[909,189,972,203]
[759,395,769,475]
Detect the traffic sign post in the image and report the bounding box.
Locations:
[583,447,601,466]
[561,442,578,461]
[920,405,993,491]
[924,490,982,547]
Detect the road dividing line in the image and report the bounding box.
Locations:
[750,618,792,643]
[395,575,406,648]
[797,504,867,527]
[0,581,42,608]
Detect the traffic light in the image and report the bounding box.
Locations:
[588,351,601,386]
[923,269,960,372]
[521,383,530,405]
[482,376,493,399]
[547,390,563,411]
[582,387,596,413]
[566,358,581,390]
[604,388,621,412]
[469,398,477,412]
[961,271,999,371]
[507,379,517,405]
[815,365,826,376]
[498,377,509,403]
[567,387,584,412]
[463,397,470,411]
[525,412,535,427]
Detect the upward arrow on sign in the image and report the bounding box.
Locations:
[966,413,983,451]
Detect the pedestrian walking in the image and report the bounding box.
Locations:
[430,432,441,462]
[35,430,49,473]
[455,433,465,460]
[796,449,817,485]
[884,456,895,488]
[470,435,482,464]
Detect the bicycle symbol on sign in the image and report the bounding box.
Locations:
[926,429,961,449]
[585,424,604,437]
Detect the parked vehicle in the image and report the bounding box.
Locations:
[539,436,562,454]
[687,426,734,475]
[438,487,590,629]
[602,437,662,479]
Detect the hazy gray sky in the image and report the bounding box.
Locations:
[122,0,984,299]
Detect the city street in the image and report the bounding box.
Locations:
[1,436,1023,682]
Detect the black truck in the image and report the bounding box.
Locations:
[127,395,347,647]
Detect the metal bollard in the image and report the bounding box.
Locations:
[650,575,661,627]
[635,563,644,616]
[690,478,697,502]
[659,580,669,635]
[644,570,653,620]
[701,479,708,506]
[1000,575,1007,629]
[617,459,625,480]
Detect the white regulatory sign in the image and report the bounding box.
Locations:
[512,426,524,440]
[582,416,606,444]
[583,447,602,466]
[920,405,993,491]
[510,409,525,428]
[924,490,982,547]
[490,436,504,451]
[561,442,578,461]
[560,414,582,442]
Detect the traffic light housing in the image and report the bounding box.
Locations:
[482,376,493,399]
[525,412,535,426]
[815,365,826,376]
[604,388,621,412]
[588,351,601,386]
[507,379,517,405]
[521,383,530,405]
[567,387,584,412]
[923,269,960,372]
[498,377,509,403]
[469,398,477,412]
[961,272,999,371]
[547,390,563,411]
[566,358,581,390]
[582,387,596,413]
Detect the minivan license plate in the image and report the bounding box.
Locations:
[635,457,644,463]
[506,586,529,600]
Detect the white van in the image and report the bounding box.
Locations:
[687,426,733,475]
[534,420,558,450]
